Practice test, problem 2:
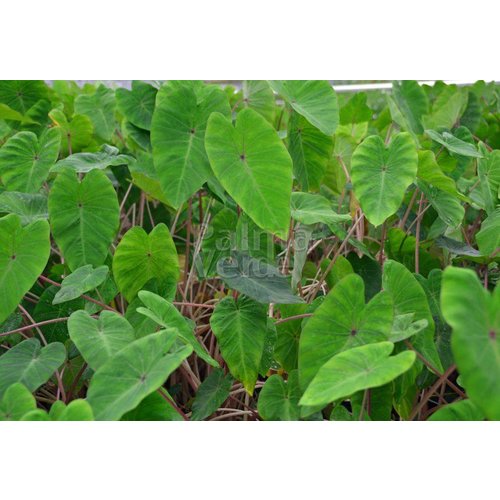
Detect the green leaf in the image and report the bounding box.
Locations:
[0,383,37,421]
[288,111,333,191]
[388,80,428,135]
[74,84,116,141]
[258,371,301,421]
[290,192,351,226]
[339,92,373,125]
[0,191,48,224]
[477,145,500,215]
[0,103,38,124]
[417,150,460,197]
[52,144,134,173]
[112,223,179,302]
[53,265,109,305]
[0,80,49,114]
[87,330,192,420]
[0,214,50,324]
[268,80,339,135]
[217,252,303,304]
[382,260,442,371]
[151,82,230,208]
[121,391,183,421]
[48,169,120,271]
[476,208,500,256]
[389,313,428,343]
[238,80,275,123]
[0,338,66,398]
[422,87,468,130]
[0,128,60,192]
[136,290,217,367]
[425,129,483,158]
[49,110,94,156]
[191,368,233,420]
[298,274,394,389]
[205,108,293,240]
[210,296,268,394]
[116,81,158,130]
[68,310,136,371]
[417,180,464,228]
[428,399,485,421]
[53,399,94,421]
[441,267,500,420]
[351,133,418,226]
[300,342,416,407]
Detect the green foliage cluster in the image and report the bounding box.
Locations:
[0,79,498,421]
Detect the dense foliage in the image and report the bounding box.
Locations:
[0,79,498,421]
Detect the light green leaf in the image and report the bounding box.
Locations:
[68,310,136,371]
[53,399,94,421]
[422,87,467,129]
[191,368,233,420]
[53,265,109,305]
[300,341,416,407]
[477,145,500,215]
[417,180,464,228]
[428,399,485,421]
[417,150,460,197]
[237,80,275,123]
[74,84,116,141]
[389,313,428,343]
[205,108,293,240]
[49,110,94,156]
[351,133,418,226]
[116,81,158,130]
[137,290,217,367]
[217,252,304,304]
[0,128,60,192]
[298,274,394,389]
[0,383,37,421]
[0,214,50,324]
[48,169,120,271]
[0,191,48,225]
[112,223,179,302]
[0,103,38,124]
[151,82,230,208]
[290,192,351,226]
[210,296,268,393]
[268,80,339,135]
[288,111,333,191]
[441,267,500,420]
[87,330,192,420]
[476,208,500,256]
[0,338,66,398]
[425,129,483,158]
[258,371,301,421]
[52,144,134,173]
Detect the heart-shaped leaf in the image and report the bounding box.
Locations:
[300,342,416,407]
[237,80,275,123]
[0,338,66,398]
[116,81,158,131]
[0,383,37,421]
[86,330,192,420]
[0,80,48,114]
[351,132,418,226]
[0,214,50,324]
[53,265,109,305]
[48,169,120,271]
[441,267,500,420]
[210,296,268,394]
[298,273,394,389]
[68,310,136,371]
[205,108,293,240]
[113,223,179,302]
[0,128,60,192]
[258,371,301,421]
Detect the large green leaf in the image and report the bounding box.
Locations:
[68,310,136,371]
[268,80,339,136]
[425,129,482,158]
[52,145,134,173]
[238,80,275,123]
[116,81,158,130]
[0,128,60,192]
[51,399,94,421]
[290,192,351,226]
[258,371,301,421]
[441,267,500,420]
[48,169,120,271]
[112,223,179,302]
[417,150,460,197]
[0,214,50,324]
[0,103,38,124]
[298,273,394,389]
[388,80,428,135]
[351,133,418,226]
[476,208,500,256]
[191,368,233,420]
[86,330,192,420]
[0,80,49,114]
[0,338,66,398]
[0,383,37,421]
[151,82,230,208]
[382,260,442,371]
[53,265,109,305]
[74,84,116,141]
[417,180,464,228]
[422,86,468,130]
[217,252,303,304]
[0,191,48,224]
[136,290,217,367]
[205,108,293,240]
[121,391,183,421]
[288,111,333,191]
[428,399,485,421]
[300,342,416,407]
[49,110,93,155]
[210,296,268,393]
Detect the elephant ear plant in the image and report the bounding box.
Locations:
[0,79,498,421]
